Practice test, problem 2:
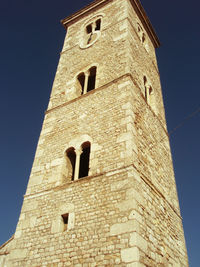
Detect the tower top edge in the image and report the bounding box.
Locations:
[61,0,160,48]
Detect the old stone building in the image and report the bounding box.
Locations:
[0,0,188,266]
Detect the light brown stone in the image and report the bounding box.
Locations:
[0,0,188,266]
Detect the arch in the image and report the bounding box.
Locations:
[79,141,91,179]
[66,147,76,181]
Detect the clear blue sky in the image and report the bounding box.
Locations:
[0,0,199,266]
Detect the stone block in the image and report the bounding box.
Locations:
[110,220,139,236]
[127,263,146,267]
[110,179,129,191]
[10,249,27,259]
[129,232,147,253]
[121,247,140,263]
[115,199,137,211]
[129,210,143,224]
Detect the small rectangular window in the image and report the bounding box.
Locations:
[62,213,69,231]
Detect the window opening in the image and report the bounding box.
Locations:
[143,76,153,104]
[79,142,91,179]
[87,67,97,92]
[62,213,69,231]
[66,147,76,181]
[95,19,101,31]
[144,76,148,101]
[86,24,92,34]
[149,86,153,95]
[137,23,146,45]
[77,73,85,95]
[142,33,146,44]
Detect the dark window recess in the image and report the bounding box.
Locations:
[62,213,69,231]
[142,33,146,43]
[145,88,147,101]
[95,19,101,31]
[79,142,91,179]
[78,73,85,95]
[87,67,97,92]
[66,147,76,181]
[86,24,92,34]
[143,76,147,100]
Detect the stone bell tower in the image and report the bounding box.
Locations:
[0,0,188,266]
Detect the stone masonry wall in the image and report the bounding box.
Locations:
[1,0,188,266]
[49,0,129,110]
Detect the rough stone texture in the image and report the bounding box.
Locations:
[0,236,14,267]
[0,0,188,266]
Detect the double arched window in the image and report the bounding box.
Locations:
[65,142,91,181]
[86,19,101,45]
[77,67,97,95]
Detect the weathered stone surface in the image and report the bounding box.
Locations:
[121,247,140,263]
[129,232,147,253]
[0,0,188,266]
[110,220,139,236]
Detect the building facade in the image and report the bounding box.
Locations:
[0,0,188,266]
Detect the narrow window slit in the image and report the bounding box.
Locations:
[77,73,85,95]
[142,33,146,43]
[86,24,92,34]
[95,19,101,31]
[66,147,76,181]
[87,67,97,92]
[144,76,148,101]
[62,213,69,231]
[79,142,91,179]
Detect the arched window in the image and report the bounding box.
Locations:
[63,142,91,182]
[76,67,97,96]
[83,18,102,46]
[95,19,101,31]
[66,147,76,181]
[77,72,85,95]
[79,142,91,179]
[87,66,97,92]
